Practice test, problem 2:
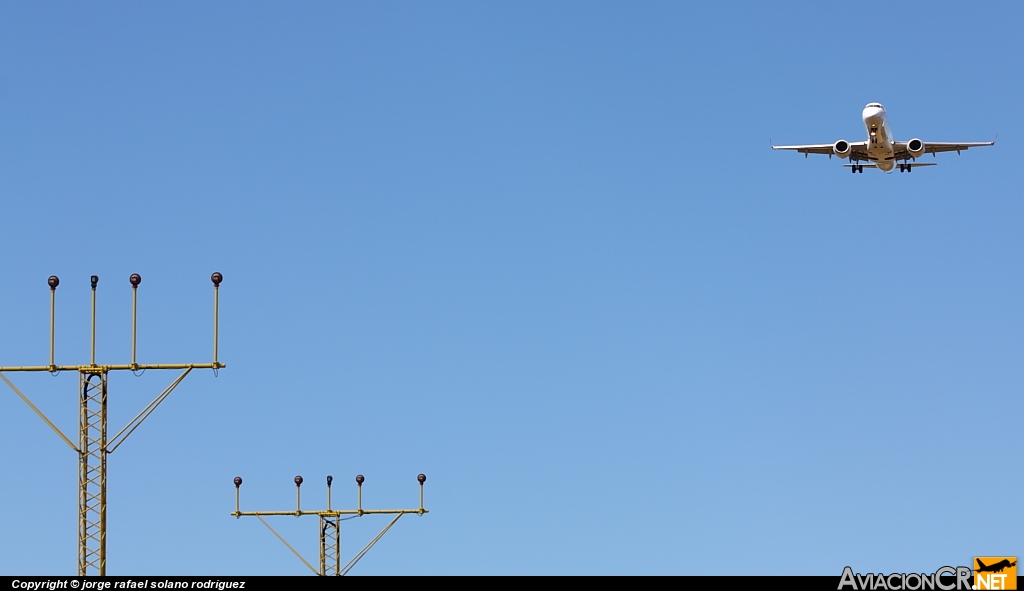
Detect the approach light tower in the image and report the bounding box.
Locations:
[0,273,225,576]
[232,473,428,575]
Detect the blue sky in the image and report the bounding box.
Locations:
[0,2,1020,575]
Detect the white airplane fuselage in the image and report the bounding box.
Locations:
[862,103,895,172]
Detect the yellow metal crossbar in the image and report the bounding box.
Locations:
[0,363,225,372]
[235,509,427,517]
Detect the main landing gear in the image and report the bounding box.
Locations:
[898,163,912,173]
[850,164,864,173]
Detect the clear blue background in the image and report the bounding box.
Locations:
[0,1,1019,575]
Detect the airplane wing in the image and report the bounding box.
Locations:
[772,141,869,160]
[771,143,834,155]
[893,140,995,159]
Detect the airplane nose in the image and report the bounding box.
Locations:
[862,106,883,121]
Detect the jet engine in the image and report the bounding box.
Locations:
[833,140,852,159]
[906,138,925,159]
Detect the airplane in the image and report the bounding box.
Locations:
[976,559,1016,573]
[772,103,994,173]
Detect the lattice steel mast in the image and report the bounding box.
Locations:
[0,273,226,575]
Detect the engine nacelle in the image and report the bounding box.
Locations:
[906,138,925,159]
[833,139,852,159]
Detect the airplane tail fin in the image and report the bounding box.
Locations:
[977,559,988,569]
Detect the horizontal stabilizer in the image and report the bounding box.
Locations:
[842,162,937,169]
